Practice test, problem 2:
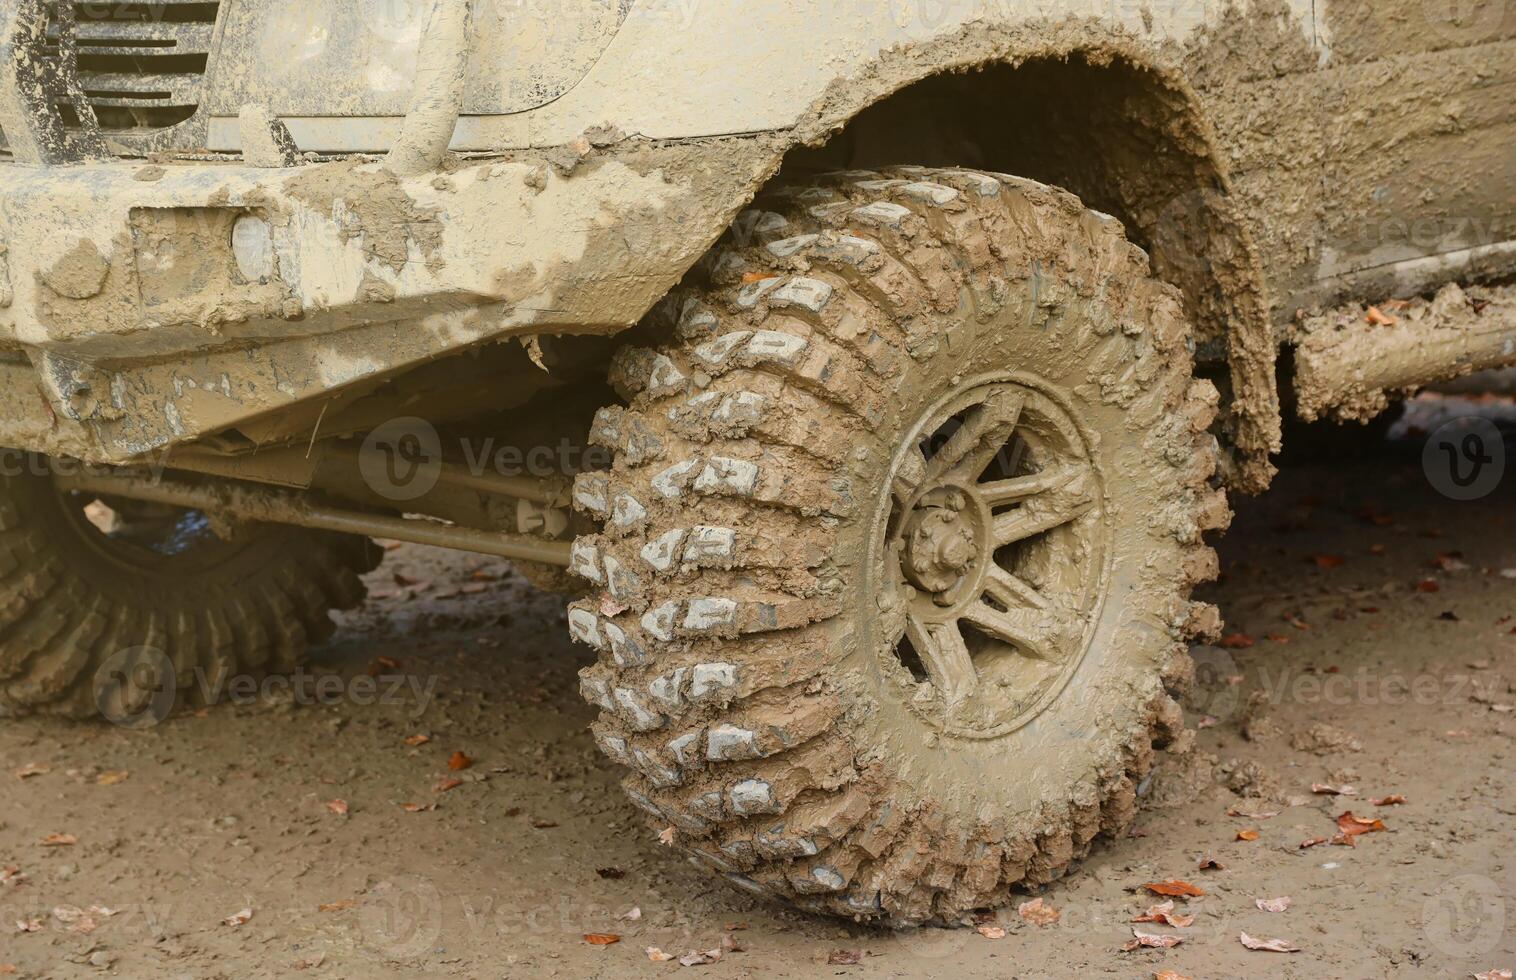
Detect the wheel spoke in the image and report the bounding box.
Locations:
[959,600,1064,661]
[892,445,928,505]
[979,461,1088,507]
[906,615,978,703]
[923,388,1025,485]
[991,476,1096,547]
[982,563,1050,611]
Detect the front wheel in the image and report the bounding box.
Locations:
[570,168,1229,923]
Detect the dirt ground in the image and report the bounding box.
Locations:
[2,395,1513,980]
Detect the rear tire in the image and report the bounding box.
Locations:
[0,462,382,723]
[570,168,1228,923]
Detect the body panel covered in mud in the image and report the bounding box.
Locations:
[0,0,1511,476]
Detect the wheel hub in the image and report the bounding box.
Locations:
[867,376,1110,739]
[901,493,980,600]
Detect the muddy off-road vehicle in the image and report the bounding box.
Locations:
[0,0,1512,923]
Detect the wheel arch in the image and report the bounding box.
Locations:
[724,29,1282,490]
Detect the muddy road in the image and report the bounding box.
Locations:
[2,396,1513,979]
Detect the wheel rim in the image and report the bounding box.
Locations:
[58,492,247,575]
[867,375,1110,739]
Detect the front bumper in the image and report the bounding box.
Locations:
[0,140,769,463]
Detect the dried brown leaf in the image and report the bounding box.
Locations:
[1121,928,1184,951]
[1256,896,1292,913]
[1335,811,1386,837]
[1240,931,1300,953]
[1311,783,1357,796]
[584,933,620,946]
[1017,897,1060,927]
[447,751,473,772]
[1132,900,1196,928]
[1141,879,1205,899]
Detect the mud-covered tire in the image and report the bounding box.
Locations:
[0,464,382,722]
[569,168,1228,923]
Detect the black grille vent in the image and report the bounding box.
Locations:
[43,1,220,133]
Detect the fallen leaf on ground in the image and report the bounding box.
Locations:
[1256,896,1292,913]
[1365,305,1397,326]
[13,763,48,780]
[1312,783,1357,796]
[325,799,349,816]
[95,771,129,786]
[530,818,558,829]
[51,906,98,934]
[400,802,436,813]
[223,909,253,928]
[1284,612,1312,630]
[1370,795,1406,806]
[1266,633,1291,644]
[658,826,676,846]
[1198,857,1225,871]
[1220,633,1255,649]
[1132,901,1195,928]
[681,948,722,966]
[1311,554,1345,569]
[1236,829,1260,842]
[584,933,620,945]
[1335,811,1386,837]
[721,932,745,953]
[1142,879,1205,899]
[977,924,1007,939]
[0,868,24,886]
[1154,972,1194,980]
[433,777,463,793]
[646,947,676,962]
[827,949,863,965]
[1473,970,1512,980]
[1240,931,1300,952]
[403,734,431,746]
[318,900,356,913]
[447,751,473,771]
[1017,897,1060,927]
[1122,928,1184,951]
[1417,579,1441,593]
[39,834,76,847]
[14,918,42,933]
[1299,837,1331,849]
